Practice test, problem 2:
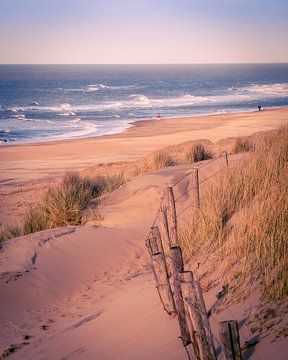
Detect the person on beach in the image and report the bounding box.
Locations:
[258,105,262,111]
[156,113,161,120]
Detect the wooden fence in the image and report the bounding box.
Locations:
[146,153,242,360]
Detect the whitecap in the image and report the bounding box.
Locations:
[11,114,26,119]
[10,107,21,112]
[71,118,82,123]
[129,94,150,104]
[85,83,110,91]
[60,111,76,116]
[85,87,100,92]
[238,83,288,97]
[60,103,72,110]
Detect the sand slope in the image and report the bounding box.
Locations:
[2,156,288,359]
[1,166,195,359]
[1,110,288,359]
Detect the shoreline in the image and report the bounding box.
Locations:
[1,106,287,148]
[0,107,287,186]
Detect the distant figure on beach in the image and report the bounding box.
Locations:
[156,113,161,120]
[258,105,262,111]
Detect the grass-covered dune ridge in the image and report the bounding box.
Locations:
[0,172,125,242]
[180,126,288,300]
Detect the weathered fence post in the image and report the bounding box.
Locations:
[193,168,200,209]
[224,151,229,168]
[170,246,191,347]
[219,321,242,360]
[151,252,176,316]
[181,271,216,360]
[166,187,178,245]
[159,208,173,276]
[150,226,164,254]
[195,281,216,358]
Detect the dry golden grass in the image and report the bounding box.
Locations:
[179,126,288,299]
[23,172,99,231]
[134,150,175,175]
[185,143,212,163]
[232,136,255,154]
[0,172,126,241]
[0,224,22,244]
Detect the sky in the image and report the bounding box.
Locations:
[0,0,287,64]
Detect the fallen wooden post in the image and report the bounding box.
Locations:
[166,187,178,245]
[151,252,176,316]
[219,320,242,360]
[181,271,216,360]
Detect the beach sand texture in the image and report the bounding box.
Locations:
[1,108,288,359]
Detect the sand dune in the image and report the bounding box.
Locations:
[1,109,288,359]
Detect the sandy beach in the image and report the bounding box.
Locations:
[1,107,288,186]
[1,108,288,360]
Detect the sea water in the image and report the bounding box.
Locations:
[0,64,288,144]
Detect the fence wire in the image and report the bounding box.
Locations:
[146,153,233,241]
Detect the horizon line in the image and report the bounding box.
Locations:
[1,62,288,66]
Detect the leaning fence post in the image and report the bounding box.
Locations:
[181,271,216,360]
[193,168,200,209]
[159,208,173,276]
[150,226,164,254]
[224,151,229,168]
[219,321,242,360]
[166,187,178,245]
[195,281,216,358]
[151,252,176,316]
[146,234,158,256]
[170,246,191,347]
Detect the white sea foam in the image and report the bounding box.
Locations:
[60,111,76,116]
[129,94,150,104]
[84,83,111,92]
[239,83,288,96]
[4,82,288,121]
[60,103,72,110]
[10,114,27,120]
[71,118,82,123]
[9,107,22,112]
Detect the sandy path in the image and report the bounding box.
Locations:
[0,156,244,359]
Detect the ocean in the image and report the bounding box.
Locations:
[0,64,288,144]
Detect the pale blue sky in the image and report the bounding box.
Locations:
[0,0,287,64]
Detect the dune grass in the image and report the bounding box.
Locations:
[134,150,175,175]
[232,136,255,154]
[23,172,126,231]
[0,224,22,245]
[22,172,99,231]
[185,143,212,163]
[179,126,288,299]
[0,171,126,241]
